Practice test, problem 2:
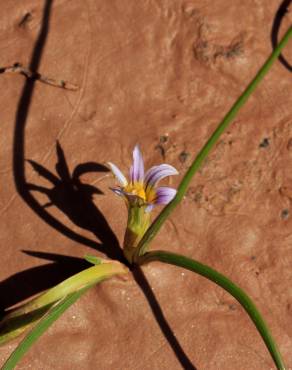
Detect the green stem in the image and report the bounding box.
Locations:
[138,250,286,370]
[136,26,292,257]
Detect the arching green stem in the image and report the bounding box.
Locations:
[138,250,286,370]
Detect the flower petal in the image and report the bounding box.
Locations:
[109,187,125,197]
[145,164,178,189]
[111,187,145,206]
[153,186,177,205]
[130,145,144,183]
[145,204,154,213]
[107,162,128,187]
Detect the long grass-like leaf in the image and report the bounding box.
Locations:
[136,26,292,258]
[0,261,128,346]
[0,304,54,346]
[139,250,286,370]
[1,261,127,322]
[1,287,89,370]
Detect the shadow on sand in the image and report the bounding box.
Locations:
[0,1,197,368]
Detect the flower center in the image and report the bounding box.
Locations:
[124,182,147,201]
[123,182,157,205]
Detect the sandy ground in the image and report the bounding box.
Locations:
[0,1,291,369]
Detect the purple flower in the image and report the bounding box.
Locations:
[108,145,178,212]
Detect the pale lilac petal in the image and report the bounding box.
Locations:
[145,204,154,213]
[109,187,125,197]
[145,164,178,188]
[130,145,144,183]
[111,187,144,205]
[153,187,177,205]
[107,162,128,187]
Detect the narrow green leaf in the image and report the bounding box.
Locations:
[0,304,54,346]
[0,261,128,345]
[2,262,127,321]
[136,26,292,258]
[139,250,286,370]
[84,254,102,265]
[1,287,89,370]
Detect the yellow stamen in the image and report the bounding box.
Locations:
[124,182,147,201]
[124,182,157,203]
[145,186,156,203]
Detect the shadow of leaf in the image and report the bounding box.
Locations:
[271,0,292,72]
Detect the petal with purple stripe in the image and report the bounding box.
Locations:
[130,145,144,183]
[111,187,145,206]
[107,162,128,187]
[153,186,177,205]
[145,164,178,189]
[109,187,126,199]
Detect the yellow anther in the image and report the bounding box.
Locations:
[124,182,147,201]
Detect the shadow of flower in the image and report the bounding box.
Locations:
[27,141,124,262]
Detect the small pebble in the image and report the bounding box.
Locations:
[281,208,289,220]
[160,135,168,143]
[259,137,270,148]
[179,151,190,163]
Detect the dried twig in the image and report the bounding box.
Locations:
[0,63,78,91]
